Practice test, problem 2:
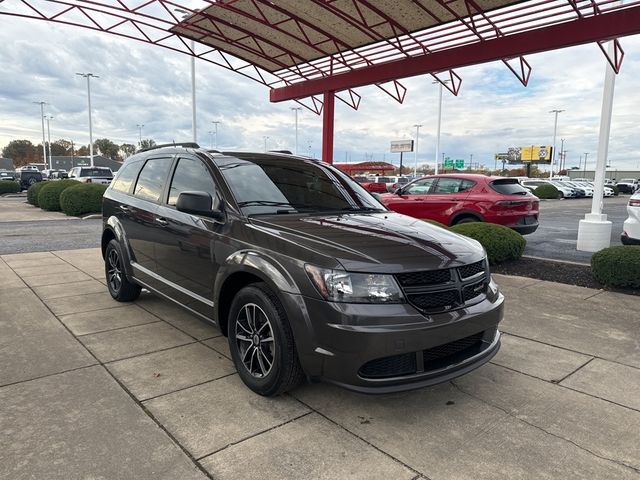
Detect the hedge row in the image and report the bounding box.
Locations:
[27,180,105,216]
[533,184,560,199]
[27,182,46,206]
[0,181,21,195]
[38,180,80,211]
[450,222,526,264]
[592,246,640,289]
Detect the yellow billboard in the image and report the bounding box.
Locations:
[521,145,552,162]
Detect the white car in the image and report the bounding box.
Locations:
[385,176,411,192]
[521,179,576,198]
[68,166,114,185]
[622,190,640,245]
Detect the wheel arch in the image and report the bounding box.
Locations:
[449,210,484,226]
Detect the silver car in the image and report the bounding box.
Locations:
[68,166,114,185]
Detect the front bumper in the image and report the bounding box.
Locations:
[281,287,504,394]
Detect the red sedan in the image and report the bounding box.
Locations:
[355,176,392,194]
[379,174,539,234]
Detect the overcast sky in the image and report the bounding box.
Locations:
[2,12,640,172]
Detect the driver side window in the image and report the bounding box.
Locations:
[167,157,216,206]
[404,178,434,195]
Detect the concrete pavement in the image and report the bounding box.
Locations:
[1,248,639,479]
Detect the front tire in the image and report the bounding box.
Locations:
[105,239,141,302]
[228,283,304,396]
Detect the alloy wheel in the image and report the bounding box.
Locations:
[107,249,122,293]
[235,303,275,378]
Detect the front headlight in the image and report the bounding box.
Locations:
[305,265,404,303]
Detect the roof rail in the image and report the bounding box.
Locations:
[139,142,200,153]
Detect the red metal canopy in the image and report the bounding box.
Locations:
[3,0,640,163]
[335,161,397,174]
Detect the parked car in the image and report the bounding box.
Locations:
[16,169,43,190]
[359,176,391,194]
[380,174,539,234]
[616,178,639,194]
[50,169,69,180]
[68,166,114,184]
[521,179,576,198]
[622,190,640,244]
[102,145,504,395]
[0,170,16,181]
[386,176,410,192]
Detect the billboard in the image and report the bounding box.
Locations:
[390,140,414,153]
[494,146,553,164]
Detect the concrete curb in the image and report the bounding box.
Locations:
[82,214,102,220]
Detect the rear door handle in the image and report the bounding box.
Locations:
[155,217,169,226]
[119,205,130,212]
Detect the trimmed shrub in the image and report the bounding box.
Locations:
[609,185,619,196]
[37,179,79,211]
[591,246,640,288]
[450,222,526,264]
[422,219,449,229]
[0,181,20,195]
[60,183,107,216]
[27,181,46,206]
[534,184,560,199]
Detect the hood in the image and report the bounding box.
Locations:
[249,212,484,273]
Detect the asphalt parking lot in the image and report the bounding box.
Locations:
[1,243,640,477]
[525,195,628,263]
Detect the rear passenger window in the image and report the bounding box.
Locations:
[111,162,141,194]
[167,158,215,205]
[434,178,463,194]
[134,157,173,202]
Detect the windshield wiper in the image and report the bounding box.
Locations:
[238,200,316,209]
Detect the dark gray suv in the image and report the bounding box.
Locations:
[101,144,503,396]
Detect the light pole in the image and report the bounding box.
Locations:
[433,80,449,175]
[44,115,53,167]
[211,121,220,149]
[558,138,565,174]
[208,130,215,149]
[263,136,269,152]
[549,109,564,178]
[136,124,144,146]
[33,101,47,167]
[176,8,197,143]
[291,107,302,155]
[413,124,422,176]
[583,152,589,178]
[76,73,99,167]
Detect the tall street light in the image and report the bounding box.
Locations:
[44,115,53,167]
[559,138,565,173]
[413,124,422,176]
[208,130,215,149]
[136,124,144,146]
[175,8,197,143]
[76,73,99,167]
[291,107,302,155]
[33,101,47,167]
[433,80,449,175]
[263,136,269,152]
[583,152,589,178]
[549,109,564,179]
[211,120,221,149]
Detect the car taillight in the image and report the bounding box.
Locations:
[629,199,640,207]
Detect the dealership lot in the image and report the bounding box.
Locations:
[1,247,639,479]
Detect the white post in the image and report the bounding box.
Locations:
[577,41,616,252]
[191,40,197,143]
[39,103,46,166]
[549,110,563,179]
[87,75,94,167]
[434,83,443,175]
[46,116,53,168]
[291,107,301,155]
[211,121,220,149]
[413,124,422,176]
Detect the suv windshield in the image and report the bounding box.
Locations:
[214,155,385,216]
[490,179,530,195]
[80,168,112,177]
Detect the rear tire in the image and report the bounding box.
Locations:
[454,216,480,225]
[105,239,141,302]
[228,283,304,396]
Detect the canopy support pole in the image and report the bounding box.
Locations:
[322,91,335,164]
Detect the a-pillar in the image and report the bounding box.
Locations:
[322,91,335,164]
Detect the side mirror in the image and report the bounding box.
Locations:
[394,187,403,195]
[176,191,224,220]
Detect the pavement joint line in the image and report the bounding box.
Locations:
[74,320,163,338]
[138,372,238,403]
[500,330,640,372]
[0,363,99,390]
[554,357,595,384]
[200,339,232,360]
[6,260,217,480]
[449,380,640,475]
[194,410,315,462]
[15,266,83,278]
[44,300,144,317]
[583,291,605,300]
[288,394,428,480]
[81,339,199,364]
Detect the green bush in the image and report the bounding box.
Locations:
[27,182,46,206]
[422,219,449,229]
[450,222,526,264]
[591,246,640,288]
[37,180,79,211]
[60,183,107,216]
[534,184,560,199]
[0,181,20,195]
[609,185,619,196]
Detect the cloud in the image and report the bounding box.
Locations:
[1,14,640,172]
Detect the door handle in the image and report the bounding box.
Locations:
[155,217,169,226]
[119,205,130,212]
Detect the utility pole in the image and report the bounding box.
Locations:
[33,101,47,167]
[291,107,302,155]
[558,138,565,174]
[136,124,144,146]
[44,115,53,168]
[549,109,564,178]
[433,80,449,175]
[413,124,422,176]
[76,73,99,167]
[583,152,589,178]
[263,136,269,152]
[211,121,221,149]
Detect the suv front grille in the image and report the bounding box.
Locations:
[396,260,488,315]
[359,331,488,379]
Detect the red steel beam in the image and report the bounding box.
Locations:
[322,91,335,164]
[270,6,640,102]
